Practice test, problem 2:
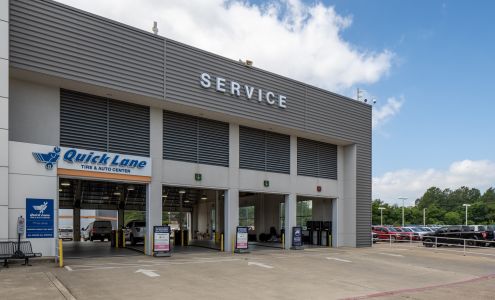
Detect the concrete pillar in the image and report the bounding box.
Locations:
[145,107,163,255]
[341,144,357,247]
[73,208,81,241]
[0,0,9,241]
[225,123,239,252]
[224,189,239,252]
[285,135,298,249]
[284,193,297,249]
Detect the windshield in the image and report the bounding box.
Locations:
[420,227,430,231]
[94,222,111,228]
[401,228,412,232]
[410,228,421,232]
[387,227,398,232]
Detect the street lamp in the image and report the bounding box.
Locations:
[398,197,408,227]
[378,207,385,226]
[423,208,426,226]
[462,204,471,225]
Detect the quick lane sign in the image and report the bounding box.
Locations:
[26,199,54,238]
[199,72,287,109]
[33,146,151,177]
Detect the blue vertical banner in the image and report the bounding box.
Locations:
[26,198,54,238]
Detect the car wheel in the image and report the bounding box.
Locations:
[423,238,433,247]
[90,234,93,242]
[131,234,136,246]
[390,235,396,242]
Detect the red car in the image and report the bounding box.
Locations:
[372,226,403,241]
[395,227,421,241]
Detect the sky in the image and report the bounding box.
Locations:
[56,0,495,205]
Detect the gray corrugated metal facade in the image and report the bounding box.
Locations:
[297,138,337,180]
[9,0,371,247]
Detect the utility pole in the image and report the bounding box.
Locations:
[378,207,385,226]
[423,208,426,226]
[398,197,408,227]
[462,204,471,226]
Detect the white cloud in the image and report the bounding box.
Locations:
[372,96,404,129]
[373,160,495,205]
[55,0,393,92]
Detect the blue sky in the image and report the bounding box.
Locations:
[57,0,495,203]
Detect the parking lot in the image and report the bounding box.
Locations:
[1,243,494,300]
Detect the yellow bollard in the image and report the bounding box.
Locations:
[58,239,64,268]
[329,234,332,247]
[282,233,285,250]
[221,234,224,252]
[122,231,126,248]
[115,231,119,249]
[181,230,184,247]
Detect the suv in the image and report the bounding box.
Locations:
[423,225,484,247]
[83,221,113,242]
[124,220,146,245]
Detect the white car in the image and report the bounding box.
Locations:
[124,220,146,245]
[58,226,73,241]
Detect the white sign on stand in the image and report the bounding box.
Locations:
[153,226,171,257]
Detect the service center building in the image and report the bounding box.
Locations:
[0,0,372,256]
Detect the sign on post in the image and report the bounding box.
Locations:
[153,225,171,257]
[235,226,249,252]
[17,216,25,236]
[291,226,303,249]
[26,199,54,238]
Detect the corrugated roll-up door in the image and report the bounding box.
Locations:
[163,111,229,166]
[297,138,319,177]
[266,132,290,173]
[163,111,198,163]
[297,138,337,179]
[239,127,266,171]
[60,90,108,151]
[198,118,229,167]
[61,89,150,156]
[109,100,150,156]
[239,126,290,174]
[318,142,337,180]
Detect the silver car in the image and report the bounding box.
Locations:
[124,220,146,245]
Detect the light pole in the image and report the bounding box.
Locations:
[398,197,408,227]
[423,208,426,226]
[378,207,385,226]
[462,204,471,225]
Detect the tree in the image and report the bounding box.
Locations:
[416,187,446,209]
[444,211,462,225]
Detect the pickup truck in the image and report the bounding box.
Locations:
[423,225,485,247]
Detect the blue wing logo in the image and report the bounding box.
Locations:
[32,147,61,170]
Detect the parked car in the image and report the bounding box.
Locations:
[482,225,495,246]
[423,225,485,247]
[396,227,421,241]
[83,221,113,242]
[404,226,430,238]
[124,220,146,245]
[372,226,403,241]
[58,226,73,241]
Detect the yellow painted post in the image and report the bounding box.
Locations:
[58,239,64,268]
[282,233,285,249]
[329,234,332,247]
[221,234,224,252]
[152,233,154,256]
[181,230,184,247]
[115,231,119,249]
[122,231,126,248]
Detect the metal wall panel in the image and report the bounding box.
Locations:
[10,0,164,98]
[60,90,108,151]
[163,111,229,167]
[297,138,337,180]
[61,89,150,156]
[109,100,150,156]
[239,126,290,174]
